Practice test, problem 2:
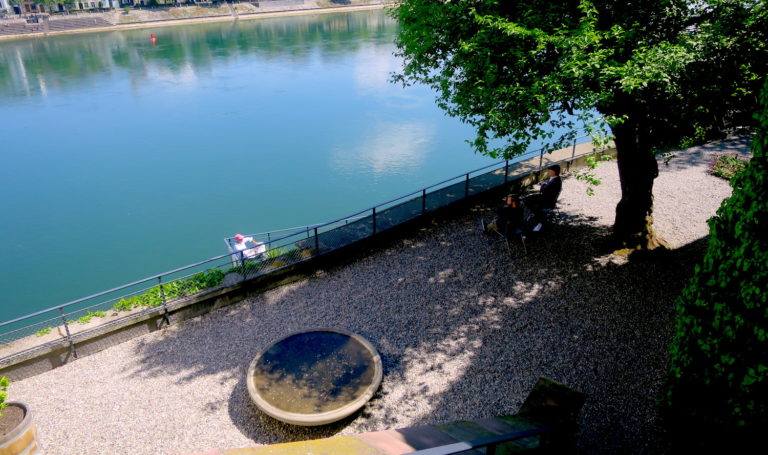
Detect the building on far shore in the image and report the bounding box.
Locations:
[1,1,120,14]
[5,1,58,13]
[0,0,223,14]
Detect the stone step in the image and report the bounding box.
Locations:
[0,23,41,35]
[47,17,114,30]
[0,17,113,35]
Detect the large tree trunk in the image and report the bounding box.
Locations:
[611,118,669,251]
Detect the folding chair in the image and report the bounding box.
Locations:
[541,196,563,222]
[538,200,563,233]
[525,184,562,234]
[482,218,527,256]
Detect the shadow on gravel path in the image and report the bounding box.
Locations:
[659,136,751,171]
[128,202,707,454]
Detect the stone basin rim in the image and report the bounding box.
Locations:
[246,327,383,426]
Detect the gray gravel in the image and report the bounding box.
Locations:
[12,137,751,455]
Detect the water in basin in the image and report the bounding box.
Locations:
[251,331,376,414]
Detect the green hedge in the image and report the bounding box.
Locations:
[664,83,768,448]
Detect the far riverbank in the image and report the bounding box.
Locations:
[0,1,393,41]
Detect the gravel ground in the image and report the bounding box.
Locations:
[12,137,751,455]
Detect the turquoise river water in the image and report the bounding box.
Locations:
[0,9,555,322]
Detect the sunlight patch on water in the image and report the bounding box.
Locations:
[330,121,434,179]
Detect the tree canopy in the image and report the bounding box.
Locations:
[393,0,768,247]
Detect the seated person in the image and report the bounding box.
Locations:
[523,164,562,231]
[233,233,266,259]
[485,193,525,236]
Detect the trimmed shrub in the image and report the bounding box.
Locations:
[664,83,768,449]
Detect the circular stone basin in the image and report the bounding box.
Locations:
[246,328,383,426]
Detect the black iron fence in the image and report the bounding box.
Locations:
[0,135,601,365]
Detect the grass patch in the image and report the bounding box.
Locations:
[265,247,291,260]
[710,153,748,180]
[77,311,107,324]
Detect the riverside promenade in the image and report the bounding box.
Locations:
[11,137,751,454]
[0,1,392,40]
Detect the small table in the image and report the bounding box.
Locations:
[247,328,383,426]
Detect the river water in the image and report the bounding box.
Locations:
[0,9,529,321]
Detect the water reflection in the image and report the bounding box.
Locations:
[331,121,433,178]
[0,11,398,99]
[252,331,376,414]
[144,61,198,89]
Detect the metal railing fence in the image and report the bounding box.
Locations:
[0,134,601,364]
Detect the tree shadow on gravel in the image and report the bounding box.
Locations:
[225,374,387,445]
[658,136,751,172]
[126,200,709,454]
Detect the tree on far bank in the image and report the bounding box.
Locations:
[392,0,768,249]
[39,0,60,12]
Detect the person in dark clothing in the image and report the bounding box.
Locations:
[485,193,525,236]
[524,164,562,232]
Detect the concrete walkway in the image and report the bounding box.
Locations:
[0,2,393,41]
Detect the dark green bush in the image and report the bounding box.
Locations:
[665,83,768,449]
